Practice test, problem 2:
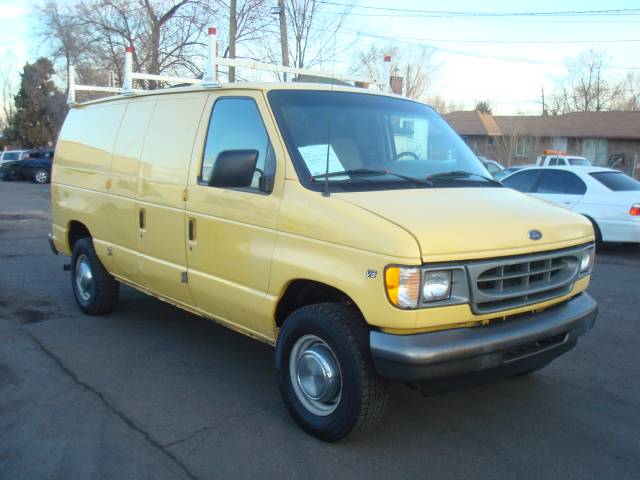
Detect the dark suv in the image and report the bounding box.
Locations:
[1,148,55,183]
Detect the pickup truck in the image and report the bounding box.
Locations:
[536,151,591,167]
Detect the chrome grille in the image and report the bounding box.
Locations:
[467,247,583,314]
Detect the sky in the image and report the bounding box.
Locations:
[0,0,639,115]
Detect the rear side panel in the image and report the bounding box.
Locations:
[51,102,126,257]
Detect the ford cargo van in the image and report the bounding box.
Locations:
[50,83,597,441]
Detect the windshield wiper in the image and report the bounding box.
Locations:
[311,168,433,186]
[427,170,502,186]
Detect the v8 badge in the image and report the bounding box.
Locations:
[366,269,378,279]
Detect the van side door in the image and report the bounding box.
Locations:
[136,92,207,305]
[107,97,155,285]
[185,92,284,341]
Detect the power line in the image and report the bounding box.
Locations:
[262,25,640,47]
[352,36,640,45]
[341,29,640,70]
[318,2,640,18]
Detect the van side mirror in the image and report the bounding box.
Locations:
[208,149,259,188]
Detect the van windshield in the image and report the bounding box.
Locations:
[268,90,494,192]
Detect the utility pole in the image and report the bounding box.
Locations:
[541,85,546,115]
[229,0,237,82]
[278,0,289,81]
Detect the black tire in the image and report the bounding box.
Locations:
[585,216,603,247]
[33,168,49,184]
[71,238,119,315]
[276,303,389,441]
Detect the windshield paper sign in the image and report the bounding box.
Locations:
[298,144,345,177]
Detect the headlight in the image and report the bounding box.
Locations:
[385,266,465,309]
[580,246,595,274]
[422,270,451,302]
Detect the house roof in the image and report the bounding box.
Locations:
[495,111,640,139]
[444,110,503,136]
[445,110,640,140]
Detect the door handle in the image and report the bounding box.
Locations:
[188,218,196,241]
[139,209,146,230]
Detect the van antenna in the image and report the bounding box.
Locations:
[322,33,338,198]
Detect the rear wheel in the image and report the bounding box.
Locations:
[71,238,119,315]
[33,168,49,184]
[275,303,389,441]
[585,216,603,247]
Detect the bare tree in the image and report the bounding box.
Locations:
[425,94,464,114]
[352,44,439,99]
[284,0,355,69]
[0,52,19,125]
[36,0,222,89]
[493,118,528,167]
[550,49,621,113]
[612,72,640,111]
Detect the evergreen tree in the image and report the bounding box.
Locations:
[3,58,67,148]
[474,101,493,115]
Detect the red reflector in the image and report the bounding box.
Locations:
[209,27,217,35]
[384,55,391,62]
[630,204,640,216]
[126,46,133,53]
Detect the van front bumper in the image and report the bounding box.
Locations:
[370,293,597,388]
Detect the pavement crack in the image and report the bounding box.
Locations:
[25,331,201,480]
[162,403,280,450]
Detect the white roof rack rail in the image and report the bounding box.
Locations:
[67,27,388,106]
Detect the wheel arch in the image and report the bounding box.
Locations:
[581,214,602,243]
[67,220,92,252]
[274,279,364,329]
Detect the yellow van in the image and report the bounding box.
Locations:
[50,83,597,441]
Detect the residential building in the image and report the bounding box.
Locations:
[445,111,640,178]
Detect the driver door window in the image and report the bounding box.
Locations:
[201,97,275,193]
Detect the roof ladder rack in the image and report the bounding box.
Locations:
[67,27,388,106]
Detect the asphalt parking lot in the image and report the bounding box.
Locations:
[1,181,639,480]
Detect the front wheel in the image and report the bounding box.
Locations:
[71,238,119,315]
[33,168,49,184]
[275,303,389,441]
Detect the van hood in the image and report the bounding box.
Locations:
[335,187,594,262]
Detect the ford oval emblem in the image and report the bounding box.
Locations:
[528,230,543,241]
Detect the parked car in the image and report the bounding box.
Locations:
[0,149,27,165]
[536,150,591,167]
[21,149,55,183]
[1,148,55,183]
[501,166,640,244]
[494,165,528,182]
[478,156,504,178]
[50,83,597,441]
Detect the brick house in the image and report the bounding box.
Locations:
[445,111,640,178]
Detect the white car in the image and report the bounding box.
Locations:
[501,166,640,244]
[0,149,27,165]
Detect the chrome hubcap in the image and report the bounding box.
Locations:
[290,335,342,416]
[35,171,47,183]
[75,254,94,302]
